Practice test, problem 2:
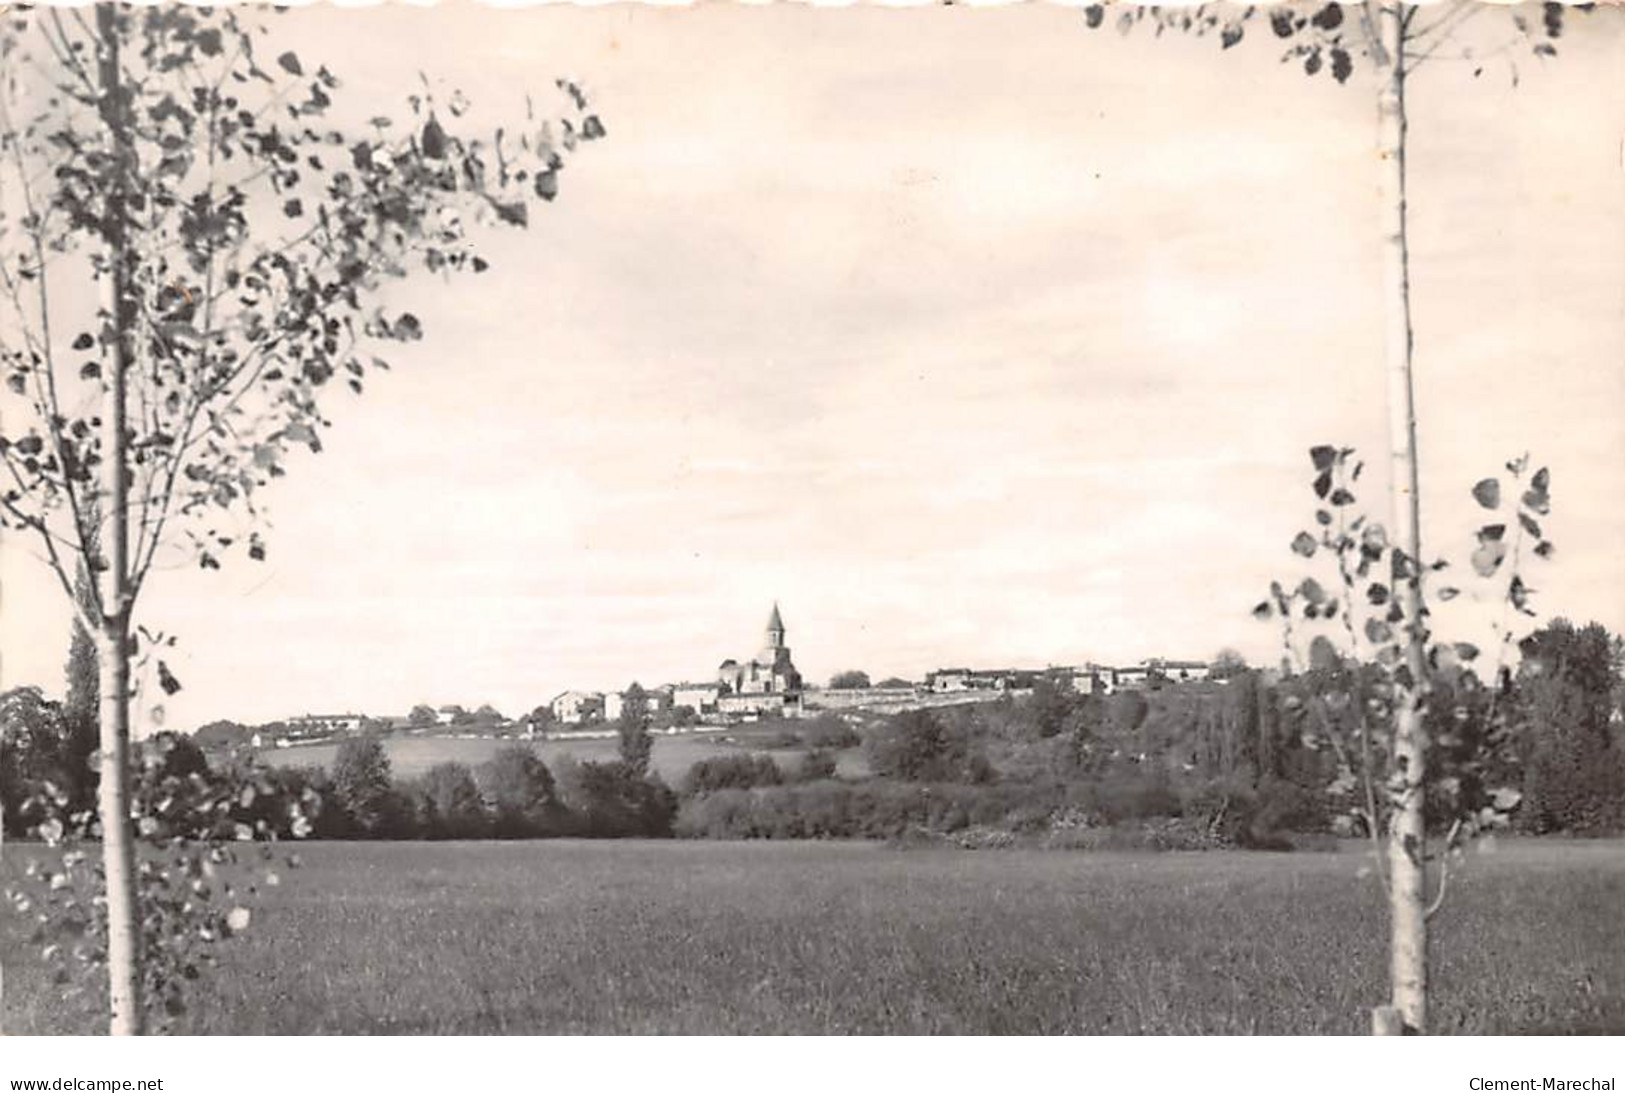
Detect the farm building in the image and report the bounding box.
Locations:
[551,690,605,725]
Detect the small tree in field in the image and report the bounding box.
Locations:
[616,682,652,777]
[477,744,564,837]
[330,735,393,836]
[1255,446,1556,1031]
[1086,0,1580,1035]
[417,761,487,839]
[0,4,601,1032]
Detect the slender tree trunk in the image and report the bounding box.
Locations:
[94,1,143,1036]
[1376,1,1429,1035]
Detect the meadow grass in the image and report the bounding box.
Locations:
[3,839,1622,1034]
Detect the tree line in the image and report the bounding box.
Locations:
[11,616,1615,849]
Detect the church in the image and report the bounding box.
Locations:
[716,603,804,716]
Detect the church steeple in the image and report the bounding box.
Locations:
[765,602,785,649]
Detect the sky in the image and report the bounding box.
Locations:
[2,1,1623,730]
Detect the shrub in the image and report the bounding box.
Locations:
[682,753,783,797]
[1518,669,1625,835]
[556,758,677,838]
[415,762,489,839]
[797,750,839,782]
[674,780,1063,841]
[799,714,861,751]
[1062,773,1182,825]
[330,736,394,837]
[864,709,993,784]
[477,745,567,837]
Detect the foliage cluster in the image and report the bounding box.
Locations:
[4,733,311,1030]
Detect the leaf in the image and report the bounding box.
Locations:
[1518,512,1541,539]
[1304,49,1322,76]
[1366,582,1389,607]
[283,422,319,450]
[1471,541,1507,578]
[1291,531,1318,558]
[277,51,303,77]
[492,200,528,228]
[1313,470,1333,500]
[1436,586,1459,601]
[1298,577,1327,605]
[1221,24,1243,49]
[157,660,182,696]
[1532,42,1557,58]
[1509,575,1532,613]
[1453,642,1480,662]
[1544,0,1564,36]
[1310,445,1337,472]
[1270,9,1296,37]
[421,115,447,159]
[79,361,101,381]
[1531,466,1550,493]
[395,313,423,341]
[1084,4,1104,29]
[1533,540,1554,559]
[1330,48,1353,84]
[1471,478,1501,509]
[1329,488,1355,507]
[1308,635,1339,672]
[534,169,559,202]
[1311,3,1344,31]
[282,199,303,218]
[1252,601,1273,621]
[72,332,94,350]
[1365,619,1393,645]
[1478,523,1507,543]
[582,115,606,141]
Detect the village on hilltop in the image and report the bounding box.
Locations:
[218,604,1229,752]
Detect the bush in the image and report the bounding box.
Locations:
[1518,670,1625,835]
[799,714,861,751]
[797,750,839,782]
[413,762,489,839]
[1061,773,1182,825]
[477,745,567,837]
[682,753,783,797]
[330,736,394,837]
[555,758,677,838]
[864,709,993,784]
[674,780,1064,841]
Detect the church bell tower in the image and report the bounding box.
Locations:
[765,602,786,651]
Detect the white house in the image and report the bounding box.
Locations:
[927,668,972,693]
[672,682,722,716]
[285,713,363,737]
[1071,664,1118,695]
[604,687,671,722]
[1151,659,1213,683]
[550,691,605,725]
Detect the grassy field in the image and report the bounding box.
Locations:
[3,839,1622,1035]
[251,728,869,783]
